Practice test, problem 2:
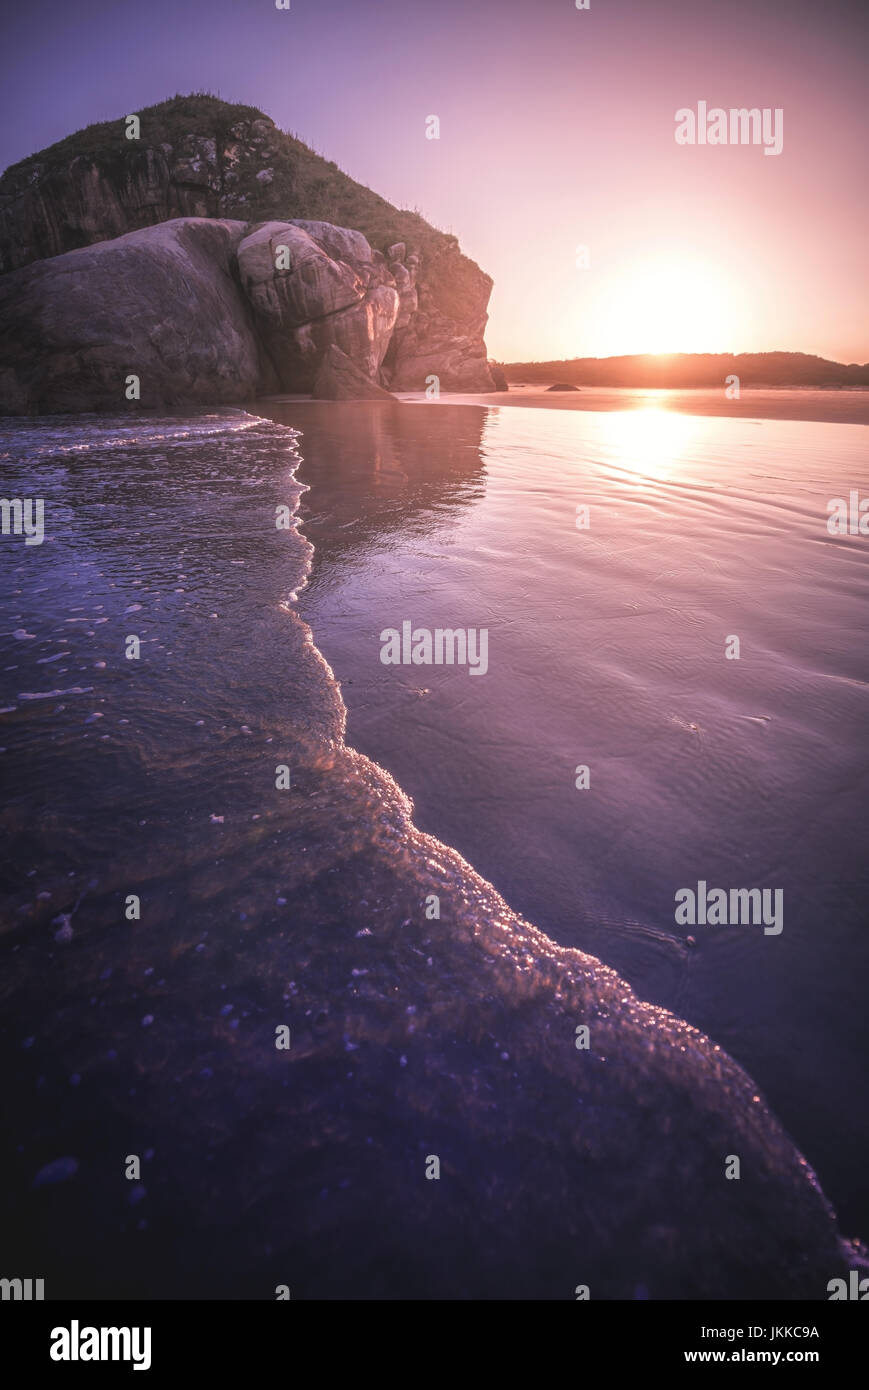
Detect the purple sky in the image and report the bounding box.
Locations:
[2,0,866,362]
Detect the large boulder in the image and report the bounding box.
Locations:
[288,283,399,388]
[237,221,399,390]
[312,344,397,400]
[236,222,366,327]
[0,218,271,414]
[290,220,385,279]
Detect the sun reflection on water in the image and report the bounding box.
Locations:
[602,402,700,481]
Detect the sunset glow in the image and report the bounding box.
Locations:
[584,257,744,359]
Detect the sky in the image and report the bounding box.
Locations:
[1,0,866,363]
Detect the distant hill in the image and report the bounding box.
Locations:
[499,352,869,388]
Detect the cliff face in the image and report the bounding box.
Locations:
[0,95,496,396]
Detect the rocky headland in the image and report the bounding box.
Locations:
[0,95,497,412]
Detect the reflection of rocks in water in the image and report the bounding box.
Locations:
[257,400,489,569]
[0,409,858,1299]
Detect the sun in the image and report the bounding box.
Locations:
[588,255,744,358]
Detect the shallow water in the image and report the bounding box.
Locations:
[431,386,869,427]
[0,403,864,1298]
[261,399,869,1237]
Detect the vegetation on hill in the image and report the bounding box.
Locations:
[1,92,459,261]
[498,352,869,388]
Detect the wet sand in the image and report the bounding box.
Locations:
[392,386,869,427]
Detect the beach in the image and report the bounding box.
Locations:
[1,399,863,1296]
[400,386,869,427]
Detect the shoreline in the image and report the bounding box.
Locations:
[257,396,869,1250]
[257,387,869,427]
